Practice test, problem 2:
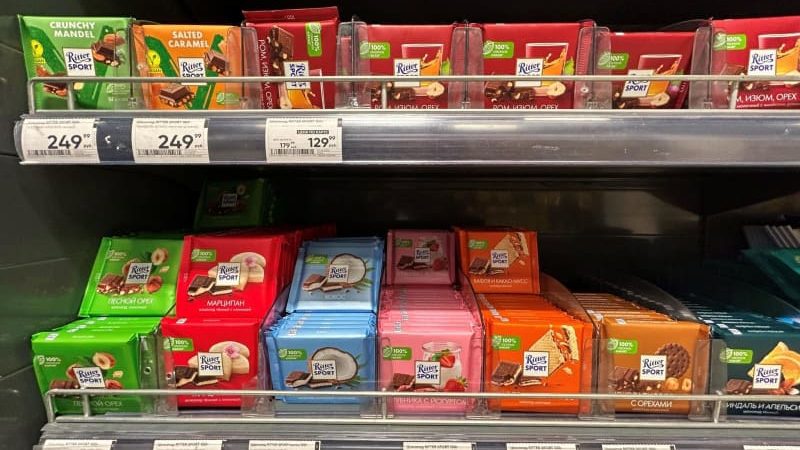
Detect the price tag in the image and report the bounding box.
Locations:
[249,441,320,450]
[152,441,223,450]
[265,117,342,163]
[602,446,673,450]
[132,118,209,164]
[508,444,577,450]
[403,442,473,450]
[744,447,800,450]
[21,118,98,163]
[43,440,114,450]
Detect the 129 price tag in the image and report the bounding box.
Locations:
[265,117,342,164]
[132,118,209,164]
[20,118,98,163]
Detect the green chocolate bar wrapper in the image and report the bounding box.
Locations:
[19,15,136,110]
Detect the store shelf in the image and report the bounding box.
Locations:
[14,109,800,168]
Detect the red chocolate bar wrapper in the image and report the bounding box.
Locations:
[604,32,695,109]
[176,232,295,319]
[479,22,591,109]
[243,7,339,110]
[361,24,455,109]
[161,317,261,408]
[710,16,800,109]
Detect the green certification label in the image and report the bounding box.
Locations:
[597,51,629,70]
[714,33,747,51]
[720,348,753,364]
[468,239,488,250]
[360,41,390,59]
[306,22,322,57]
[278,348,308,361]
[483,40,514,58]
[168,337,194,352]
[304,255,329,264]
[191,248,216,263]
[382,346,412,360]
[395,239,413,248]
[607,338,638,354]
[492,334,521,350]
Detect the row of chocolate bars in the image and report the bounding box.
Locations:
[31,181,800,418]
[19,10,800,111]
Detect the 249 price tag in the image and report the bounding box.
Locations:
[132,118,209,164]
[265,117,342,164]
[20,118,98,163]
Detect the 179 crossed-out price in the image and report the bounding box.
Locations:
[47,133,89,150]
[158,133,202,149]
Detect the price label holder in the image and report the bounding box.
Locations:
[132,118,209,164]
[153,441,223,450]
[20,118,99,163]
[43,440,114,450]
[249,441,320,450]
[403,442,474,450]
[744,447,800,450]
[265,117,342,163]
[507,444,578,450]
[602,446,674,450]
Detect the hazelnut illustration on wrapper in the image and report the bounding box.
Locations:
[92,352,116,370]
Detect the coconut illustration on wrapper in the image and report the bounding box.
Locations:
[309,347,360,384]
[317,253,371,293]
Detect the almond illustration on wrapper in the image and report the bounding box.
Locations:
[105,379,123,389]
[151,248,168,265]
[546,81,567,99]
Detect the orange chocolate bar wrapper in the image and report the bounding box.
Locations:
[132,24,244,110]
[457,228,540,294]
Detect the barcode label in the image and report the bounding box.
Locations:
[249,441,320,450]
[266,117,342,163]
[43,440,114,450]
[602,446,673,450]
[21,118,98,163]
[403,443,473,450]
[153,441,223,450]
[132,119,209,164]
[744,447,800,450]
[507,444,577,450]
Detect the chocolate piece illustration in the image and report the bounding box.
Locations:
[491,361,521,386]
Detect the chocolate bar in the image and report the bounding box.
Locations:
[158,83,195,108]
[468,257,489,275]
[285,370,311,388]
[308,379,335,389]
[321,282,345,292]
[118,284,142,295]
[91,41,117,65]
[268,26,294,75]
[412,262,430,270]
[97,273,124,294]
[188,275,215,296]
[491,361,521,386]
[43,81,68,96]
[518,376,544,387]
[609,366,640,392]
[725,378,753,395]
[484,80,536,103]
[194,376,219,386]
[204,50,228,75]
[302,274,326,291]
[49,379,80,389]
[210,284,233,296]
[391,373,415,390]
[174,365,198,388]
[397,256,414,270]
[413,384,438,392]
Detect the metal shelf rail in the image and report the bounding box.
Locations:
[15,74,800,167]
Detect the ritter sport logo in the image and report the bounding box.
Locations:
[639,354,667,381]
[752,364,782,389]
[523,351,549,377]
[415,360,441,385]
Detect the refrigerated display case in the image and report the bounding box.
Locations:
[5,1,800,450]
